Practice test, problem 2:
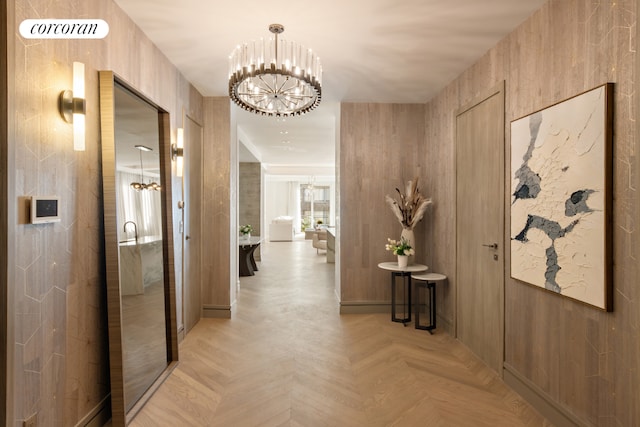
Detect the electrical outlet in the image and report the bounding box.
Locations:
[24,413,37,427]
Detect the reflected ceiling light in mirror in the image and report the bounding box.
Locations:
[172,128,184,177]
[130,145,161,191]
[59,61,86,151]
[228,24,322,117]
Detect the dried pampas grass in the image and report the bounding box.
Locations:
[385,177,432,230]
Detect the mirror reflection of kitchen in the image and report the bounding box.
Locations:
[114,84,167,411]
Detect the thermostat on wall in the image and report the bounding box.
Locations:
[30,196,61,224]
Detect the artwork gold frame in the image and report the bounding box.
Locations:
[510,83,613,311]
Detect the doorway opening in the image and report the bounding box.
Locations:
[235,103,339,297]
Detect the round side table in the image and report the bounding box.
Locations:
[378,262,428,325]
[411,272,447,333]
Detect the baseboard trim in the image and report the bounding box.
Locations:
[75,394,111,427]
[436,313,453,335]
[339,301,390,314]
[503,363,583,427]
[203,304,232,318]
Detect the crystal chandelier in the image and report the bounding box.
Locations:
[130,145,161,191]
[228,24,322,117]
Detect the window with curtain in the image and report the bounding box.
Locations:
[300,185,330,228]
[116,171,163,240]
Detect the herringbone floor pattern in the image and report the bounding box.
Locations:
[130,237,552,427]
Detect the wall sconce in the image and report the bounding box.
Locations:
[172,127,184,177]
[59,62,86,151]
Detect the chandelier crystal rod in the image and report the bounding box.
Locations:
[228,23,322,117]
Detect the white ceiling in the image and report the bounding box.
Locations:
[114,84,161,176]
[114,0,546,168]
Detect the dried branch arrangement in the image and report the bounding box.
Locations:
[385,177,432,230]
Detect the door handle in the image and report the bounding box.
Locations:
[482,243,498,249]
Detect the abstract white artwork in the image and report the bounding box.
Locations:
[510,84,613,310]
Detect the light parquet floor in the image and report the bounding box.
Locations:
[130,236,552,427]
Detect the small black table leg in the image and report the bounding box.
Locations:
[415,281,436,334]
[249,244,259,271]
[430,282,436,331]
[391,271,412,325]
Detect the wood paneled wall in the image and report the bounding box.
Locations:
[422,1,639,425]
[202,97,233,318]
[339,103,426,309]
[6,0,204,425]
[1,1,11,424]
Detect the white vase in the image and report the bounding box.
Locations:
[401,228,415,258]
[397,255,408,269]
[240,232,250,241]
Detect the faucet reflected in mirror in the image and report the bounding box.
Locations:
[123,220,138,242]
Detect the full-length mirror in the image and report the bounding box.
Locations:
[99,71,178,426]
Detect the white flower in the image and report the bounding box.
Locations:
[384,236,412,255]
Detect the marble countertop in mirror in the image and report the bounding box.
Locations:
[119,235,162,246]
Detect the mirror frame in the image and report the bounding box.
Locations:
[98,71,179,426]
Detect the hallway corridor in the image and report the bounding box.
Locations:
[130,238,550,426]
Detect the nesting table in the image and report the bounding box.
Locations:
[412,272,447,334]
[377,262,428,326]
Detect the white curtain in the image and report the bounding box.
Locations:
[116,172,163,240]
[288,181,301,233]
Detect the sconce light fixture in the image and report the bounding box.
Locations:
[172,128,184,177]
[59,62,86,151]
